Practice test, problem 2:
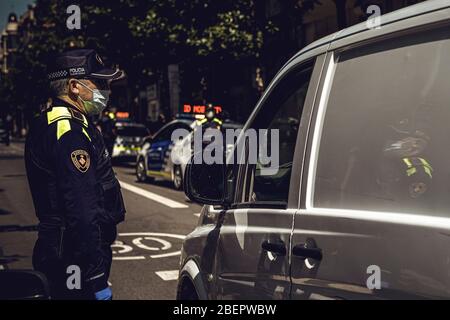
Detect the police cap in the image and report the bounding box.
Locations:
[47,49,122,81]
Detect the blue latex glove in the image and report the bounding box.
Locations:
[95,287,112,300]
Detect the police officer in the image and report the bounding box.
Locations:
[195,104,222,131]
[25,49,126,300]
[380,119,434,207]
[191,104,222,151]
[98,111,117,157]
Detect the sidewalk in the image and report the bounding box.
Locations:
[0,141,37,271]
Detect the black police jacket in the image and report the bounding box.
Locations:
[25,100,126,292]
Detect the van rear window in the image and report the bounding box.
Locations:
[314,26,450,217]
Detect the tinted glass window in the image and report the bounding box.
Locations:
[314,27,450,217]
[242,61,314,204]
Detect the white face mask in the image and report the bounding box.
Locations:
[206,111,214,120]
[77,80,110,115]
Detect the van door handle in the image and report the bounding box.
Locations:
[292,244,323,261]
[261,240,286,256]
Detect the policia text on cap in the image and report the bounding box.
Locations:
[25,49,126,300]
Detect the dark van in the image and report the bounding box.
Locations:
[178,0,450,300]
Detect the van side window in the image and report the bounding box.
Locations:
[241,61,314,205]
[314,26,450,217]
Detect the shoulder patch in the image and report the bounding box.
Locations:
[71,149,91,173]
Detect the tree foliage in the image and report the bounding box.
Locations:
[1,0,282,113]
[130,0,268,61]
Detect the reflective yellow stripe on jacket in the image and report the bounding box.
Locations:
[47,106,90,141]
[56,119,71,140]
[402,157,433,179]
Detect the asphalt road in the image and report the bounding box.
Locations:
[0,140,202,299]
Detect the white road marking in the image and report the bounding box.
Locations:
[150,251,181,259]
[111,240,133,255]
[132,236,172,251]
[118,232,186,240]
[113,256,146,261]
[155,270,179,281]
[119,181,189,208]
[9,144,24,153]
[113,233,186,260]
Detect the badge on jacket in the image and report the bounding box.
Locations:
[71,149,91,172]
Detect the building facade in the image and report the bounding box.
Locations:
[0,13,19,76]
[0,6,36,135]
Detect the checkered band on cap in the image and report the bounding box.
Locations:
[48,49,122,81]
[48,70,69,80]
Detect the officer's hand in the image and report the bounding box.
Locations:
[95,287,113,300]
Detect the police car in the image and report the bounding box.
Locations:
[136,119,193,189]
[112,121,149,161]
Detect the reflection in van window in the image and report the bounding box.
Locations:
[314,27,450,217]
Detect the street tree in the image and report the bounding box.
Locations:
[2,0,278,115]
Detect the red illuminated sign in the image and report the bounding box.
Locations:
[183,104,222,114]
[116,112,130,119]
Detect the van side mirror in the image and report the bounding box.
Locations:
[184,158,225,205]
[0,270,50,300]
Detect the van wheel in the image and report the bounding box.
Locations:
[177,278,199,300]
[173,165,183,190]
[136,159,149,182]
